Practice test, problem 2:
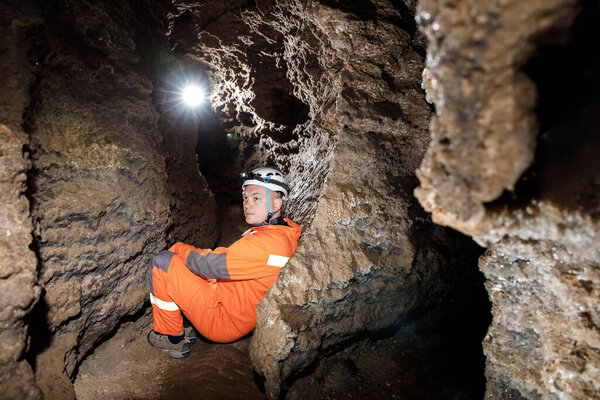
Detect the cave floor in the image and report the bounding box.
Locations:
[74,308,264,400]
[74,308,482,400]
[74,202,485,400]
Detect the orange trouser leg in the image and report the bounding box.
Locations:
[148,250,243,342]
[149,251,184,335]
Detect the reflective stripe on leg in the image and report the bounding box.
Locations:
[150,292,179,311]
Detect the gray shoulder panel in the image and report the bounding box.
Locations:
[186,251,229,279]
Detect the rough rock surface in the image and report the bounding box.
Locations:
[155,80,220,246]
[0,2,43,398]
[415,0,600,398]
[0,0,218,397]
[167,0,335,225]
[167,1,486,398]
[7,0,581,399]
[247,3,473,397]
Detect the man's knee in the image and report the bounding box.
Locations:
[152,250,175,273]
[148,250,176,293]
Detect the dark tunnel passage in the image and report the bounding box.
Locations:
[1,0,598,400]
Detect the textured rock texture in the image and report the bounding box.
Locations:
[168,0,334,223]
[167,1,486,398]
[415,0,600,398]
[155,77,219,246]
[0,0,218,398]
[0,2,43,398]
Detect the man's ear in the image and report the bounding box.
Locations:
[274,197,283,212]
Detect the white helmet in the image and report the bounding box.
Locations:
[241,167,289,199]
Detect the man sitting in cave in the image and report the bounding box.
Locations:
[147,167,301,358]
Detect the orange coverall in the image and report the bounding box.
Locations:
[148,218,301,343]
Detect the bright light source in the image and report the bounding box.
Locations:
[182,85,204,107]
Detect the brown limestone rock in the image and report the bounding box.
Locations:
[481,223,599,399]
[476,201,600,398]
[0,126,43,399]
[15,0,218,396]
[26,16,172,379]
[236,1,477,397]
[414,0,600,398]
[0,1,43,398]
[167,1,477,397]
[414,0,580,236]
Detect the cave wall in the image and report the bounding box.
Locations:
[0,2,43,398]
[415,0,600,398]
[3,0,595,399]
[249,2,467,396]
[167,0,333,222]
[1,0,218,397]
[166,1,486,398]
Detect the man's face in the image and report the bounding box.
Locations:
[243,185,270,226]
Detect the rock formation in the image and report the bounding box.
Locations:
[415,0,600,398]
[165,0,487,397]
[1,0,218,397]
[1,0,596,398]
[0,2,43,398]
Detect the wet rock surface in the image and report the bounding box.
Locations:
[415,0,600,398]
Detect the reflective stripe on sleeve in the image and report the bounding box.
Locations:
[267,254,290,268]
[150,293,180,311]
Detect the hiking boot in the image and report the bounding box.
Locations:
[147,331,190,358]
[184,324,198,344]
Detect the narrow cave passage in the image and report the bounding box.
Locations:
[71,116,491,400]
[12,0,594,399]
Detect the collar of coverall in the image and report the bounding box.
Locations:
[266,216,289,226]
[243,217,290,237]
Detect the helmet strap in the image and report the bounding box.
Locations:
[261,188,276,226]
